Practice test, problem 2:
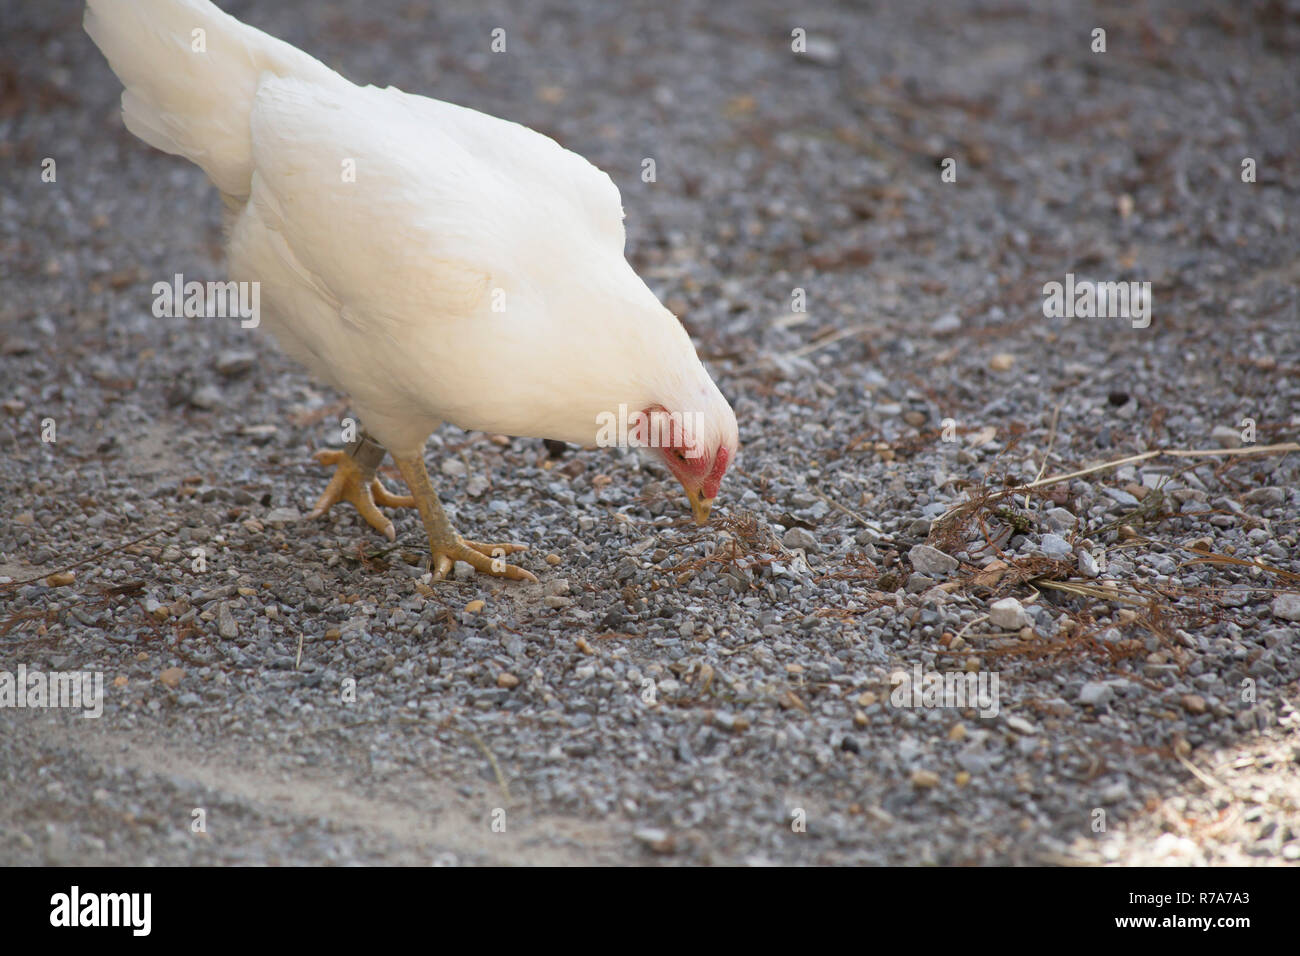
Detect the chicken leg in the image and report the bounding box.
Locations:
[390,451,537,583]
[308,432,414,541]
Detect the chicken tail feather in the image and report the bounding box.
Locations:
[84,0,341,199]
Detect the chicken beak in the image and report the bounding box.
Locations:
[689,491,715,526]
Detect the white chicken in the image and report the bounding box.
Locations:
[85,0,738,582]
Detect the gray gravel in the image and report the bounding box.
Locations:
[2,0,1299,865]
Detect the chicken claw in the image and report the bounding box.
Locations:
[430,539,536,583]
[308,444,414,541]
[391,451,537,583]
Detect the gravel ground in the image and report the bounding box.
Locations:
[2,0,1299,866]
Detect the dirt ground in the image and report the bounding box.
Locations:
[2,0,1298,866]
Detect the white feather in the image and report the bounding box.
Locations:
[86,0,737,462]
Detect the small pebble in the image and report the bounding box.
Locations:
[911,769,941,789]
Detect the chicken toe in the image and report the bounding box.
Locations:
[308,441,414,541]
[430,538,537,583]
[391,452,537,583]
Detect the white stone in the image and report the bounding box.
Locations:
[1272,593,1300,622]
[988,597,1031,630]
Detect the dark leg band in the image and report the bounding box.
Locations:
[346,430,387,473]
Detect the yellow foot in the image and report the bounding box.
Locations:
[308,449,414,541]
[431,538,536,583]
[388,450,537,584]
